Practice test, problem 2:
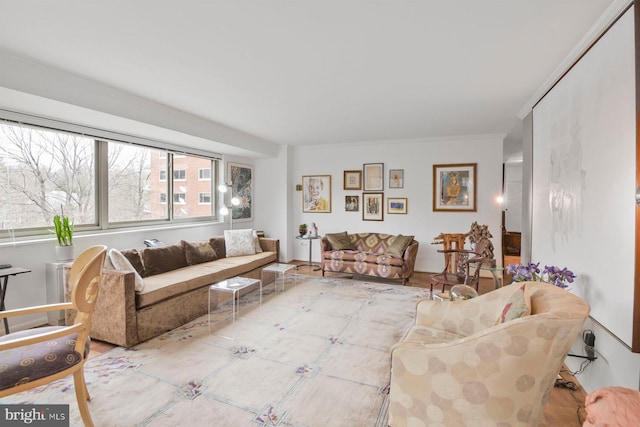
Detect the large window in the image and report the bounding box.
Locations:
[172,155,213,218]
[0,123,96,230]
[0,118,220,236]
[108,143,167,222]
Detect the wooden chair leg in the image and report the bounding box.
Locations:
[74,369,94,427]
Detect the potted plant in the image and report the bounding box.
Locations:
[53,209,74,261]
[298,223,308,237]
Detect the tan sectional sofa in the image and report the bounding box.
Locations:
[320,232,418,284]
[66,235,279,347]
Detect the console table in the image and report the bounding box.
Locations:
[0,267,31,334]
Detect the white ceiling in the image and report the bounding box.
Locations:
[0,0,626,158]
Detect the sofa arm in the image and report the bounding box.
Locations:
[401,241,419,277]
[259,238,280,261]
[319,237,331,252]
[89,268,139,347]
[415,285,520,335]
[389,315,585,426]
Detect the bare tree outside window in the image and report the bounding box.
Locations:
[108,142,166,222]
[0,123,95,229]
[0,119,219,235]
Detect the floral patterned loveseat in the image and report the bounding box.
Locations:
[320,232,418,284]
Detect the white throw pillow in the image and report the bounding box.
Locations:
[109,248,145,292]
[253,230,263,253]
[104,255,115,269]
[224,229,257,257]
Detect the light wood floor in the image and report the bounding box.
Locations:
[88,262,587,426]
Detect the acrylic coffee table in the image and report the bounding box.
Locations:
[261,263,297,292]
[208,276,262,339]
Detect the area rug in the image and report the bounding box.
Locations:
[2,275,430,426]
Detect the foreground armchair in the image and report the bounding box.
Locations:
[0,245,107,427]
[389,281,590,426]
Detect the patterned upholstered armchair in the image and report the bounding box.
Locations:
[389,281,590,426]
[0,246,107,427]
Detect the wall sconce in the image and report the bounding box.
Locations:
[219,183,240,229]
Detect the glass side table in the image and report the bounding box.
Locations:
[209,276,262,340]
[261,263,297,292]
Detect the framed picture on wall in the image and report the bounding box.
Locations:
[433,163,477,212]
[363,163,384,191]
[302,175,332,213]
[343,170,362,190]
[228,162,253,221]
[345,195,359,212]
[389,169,404,188]
[362,192,384,221]
[387,197,408,214]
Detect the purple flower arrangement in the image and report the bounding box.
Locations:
[505,262,576,289]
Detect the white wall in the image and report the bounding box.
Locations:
[286,136,504,272]
[253,145,291,261]
[529,7,640,392]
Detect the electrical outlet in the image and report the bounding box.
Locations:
[583,330,596,361]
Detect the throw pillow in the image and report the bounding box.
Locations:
[109,248,145,292]
[325,232,354,251]
[181,240,218,265]
[103,255,115,270]
[496,283,531,324]
[253,230,263,253]
[141,244,188,276]
[209,237,226,259]
[120,248,146,277]
[224,229,257,257]
[386,234,414,257]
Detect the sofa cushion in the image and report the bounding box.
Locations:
[141,244,188,276]
[323,250,405,267]
[386,235,414,257]
[224,229,256,257]
[109,248,145,291]
[209,237,226,259]
[253,230,263,253]
[351,233,396,254]
[0,326,88,392]
[496,283,530,324]
[402,324,465,344]
[181,240,218,265]
[326,232,354,250]
[136,251,277,308]
[120,248,146,277]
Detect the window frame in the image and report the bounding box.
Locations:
[0,114,222,240]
